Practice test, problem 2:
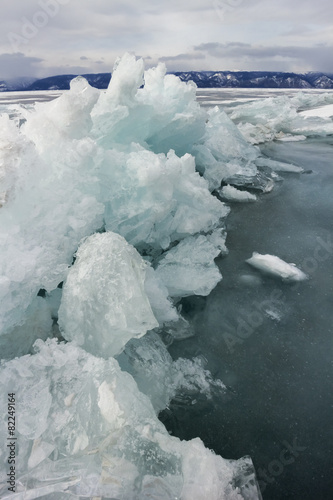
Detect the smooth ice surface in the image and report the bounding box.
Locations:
[58,232,158,357]
[219,185,257,203]
[0,339,257,500]
[246,252,308,281]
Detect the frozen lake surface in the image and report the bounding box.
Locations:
[164,95,333,500]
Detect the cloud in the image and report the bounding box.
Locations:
[0,0,332,77]
[0,52,43,79]
[193,42,333,72]
[159,53,205,62]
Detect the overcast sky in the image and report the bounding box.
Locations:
[0,0,332,80]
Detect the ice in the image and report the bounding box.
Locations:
[100,147,227,250]
[224,171,275,193]
[0,296,53,360]
[193,106,260,191]
[219,185,257,203]
[255,157,304,173]
[246,252,308,282]
[155,231,227,298]
[0,57,230,337]
[0,78,105,336]
[289,91,333,110]
[0,114,22,207]
[230,93,333,144]
[58,232,158,357]
[299,103,333,118]
[144,267,179,324]
[0,339,258,499]
[0,54,264,499]
[91,53,206,158]
[117,331,225,414]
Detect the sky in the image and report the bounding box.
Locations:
[0,0,332,80]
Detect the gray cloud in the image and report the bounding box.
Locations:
[159,53,205,62]
[194,42,333,72]
[0,0,332,77]
[0,52,43,79]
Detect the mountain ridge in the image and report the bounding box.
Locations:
[1,71,333,92]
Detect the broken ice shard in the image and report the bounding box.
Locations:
[58,232,158,357]
[0,339,260,499]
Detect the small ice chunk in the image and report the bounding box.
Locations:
[265,307,282,322]
[275,133,307,142]
[117,332,225,414]
[224,171,274,193]
[155,233,223,297]
[144,266,179,324]
[255,157,303,173]
[219,185,257,203]
[58,232,158,357]
[246,252,308,282]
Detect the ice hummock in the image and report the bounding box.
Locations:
[246,252,308,282]
[0,64,227,336]
[0,54,264,499]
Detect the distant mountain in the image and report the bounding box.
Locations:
[173,71,333,89]
[22,73,112,91]
[1,71,333,92]
[0,77,37,92]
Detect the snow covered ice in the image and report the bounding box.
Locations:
[0,54,264,499]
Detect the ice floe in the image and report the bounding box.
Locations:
[246,252,308,282]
